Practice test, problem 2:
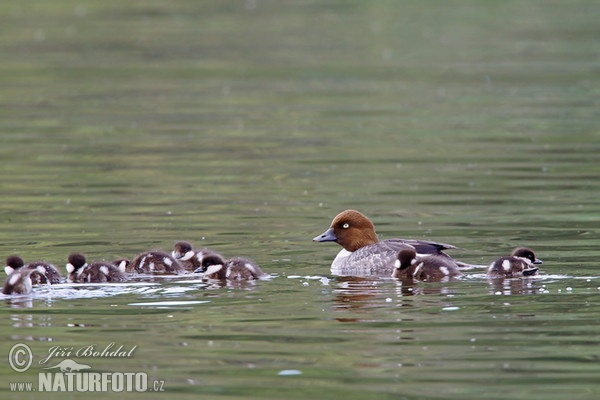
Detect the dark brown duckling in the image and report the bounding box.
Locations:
[5,256,61,285]
[487,247,542,278]
[224,257,266,280]
[66,253,127,283]
[393,248,461,281]
[127,250,185,274]
[172,241,226,273]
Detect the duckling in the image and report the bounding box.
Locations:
[172,241,226,273]
[393,248,461,281]
[5,256,61,285]
[487,247,542,278]
[199,256,265,281]
[171,241,197,270]
[224,257,266,280]
[127,250,185,274]
[66,253,127,283]
[2,268,35,295]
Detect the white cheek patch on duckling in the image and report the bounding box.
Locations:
[502,260,511,272]
[66,263,76,274]
[204,264,223,277]
[180,251,194,261]
[117,261,127,273]
[5,266,15,275]
[100,266,109,276]
[394,260,401,269]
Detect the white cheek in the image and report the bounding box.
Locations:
[5,266,15,275]
[117,261,127,273]
[181,251,194,261]
[204,264,223,276]
[66,263,75,273]
[394,260,400,269]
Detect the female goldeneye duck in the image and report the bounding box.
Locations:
[393,248,461,281]
[127,250,185,274]
[487,247,542,278]
[2,268,35,295]
[224,257,266,280]
[5,256,62,285]
[313,209,461,277]
[66,253,127,283]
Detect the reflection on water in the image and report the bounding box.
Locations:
[487,276,541,296]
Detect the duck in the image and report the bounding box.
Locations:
[66,253,127,283]
[193,255,265,281]
[313,209,461,277]
[487,247,542,278]
[127,250,185,274]
[171,241,226,272]
[2,268,35,295]
[5,256,62,285]
[223,257,266,280]
[393,248,461,281]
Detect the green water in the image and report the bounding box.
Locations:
[1,1,600,399]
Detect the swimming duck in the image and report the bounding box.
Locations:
[487,247,542,278]
[224,257,266,280]
[127,250,185,274]
[172,241,226,272]
[5,256,62,285]
[313,209,461,277]
[66,253,127,283]
[393,248,461,281]
[194,255,265,280]
[2,268,35,295]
